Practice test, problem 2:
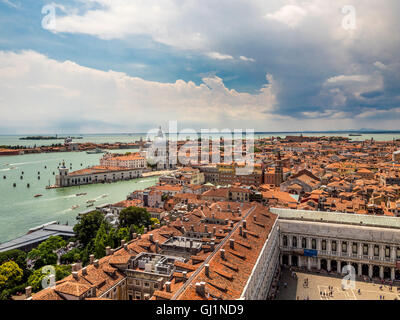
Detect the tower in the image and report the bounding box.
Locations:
[275,151,284,186]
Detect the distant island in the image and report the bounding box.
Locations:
[19,136,83,140]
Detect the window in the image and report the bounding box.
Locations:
[283,235,288,247]
[363,244,368,255]
[322,240,327,251]
[352,243,357,254]
[135,291,141,300]
[302,238,307,249]
[144,282,150,288]
[292,236,297,248]
[332,241,337,252]
[385,246,390,258]
[311,239,316,250]
[397,247,400,259]
[135,280,140,286]
[342,242,347,253]
[374,245,379,257]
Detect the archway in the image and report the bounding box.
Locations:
[373,266,380,278]
[292,255,298,267]
[282,254,289,266]
[384,267,391,279]
[351,263,358,275]
[331,260,337,272]
[362,264,369,276]
[321,259,328,271]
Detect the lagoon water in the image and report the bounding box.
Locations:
[0,148,159,243]
[1,132,400,244]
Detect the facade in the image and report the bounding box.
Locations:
[274,208,400,281]
[55,163,144,187]
[217,163,264,186]
[100,152,146,168]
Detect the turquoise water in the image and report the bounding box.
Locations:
[0,149,159,243]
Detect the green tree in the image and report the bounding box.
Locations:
[73,210,104,247]
[60,248,82,265]
[27,236,66,268]
[0,261,23,291]
[0,249,27,272]
[119,207,151,229]
[27,265,71,292]
[116,227,130,243]
[93,222,109,259]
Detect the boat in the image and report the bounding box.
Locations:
[71,205,79,210]
[86,199,96,204]
[349,133,362,136]
[86,203,94,208]
[34,194,43,198]
[101,194,108,198]
[86,148,105,154]
[76,193,87,196]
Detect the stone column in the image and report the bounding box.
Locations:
[307,237,311,250]
[317,258,321,270]
[369,265,373,278]
[288,254,292,266]
[327,259,331,272]
[288,235,293,249]
[298,256,302,268]
[358,264,362,277]
[379,266,384,279]
[391,246,396,262]
[337,260,342,274]
[307,257,311,271]
[317,238,322,252]
[379,245,385,261]
[358,243,363,258]
[338,240,342,256]
[327,239,331,254]
[391,267,395,281]
[368,244,373,259]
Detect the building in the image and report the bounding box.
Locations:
[55,162,144,187]
[100,152,146,169]
[217,163,264,186]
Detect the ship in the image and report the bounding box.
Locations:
[349,133,362,136]
[34,194,43,198]
[86,148,105,154]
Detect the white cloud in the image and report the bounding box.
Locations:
[239,56,255,62]
[206,52,234,61]
[265,4,308,28]
[0,50,279,133]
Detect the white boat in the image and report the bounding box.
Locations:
[71,205,79,210]
[86,148,105,154]
[101,194,108,198]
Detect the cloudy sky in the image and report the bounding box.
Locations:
[0,0,399,134]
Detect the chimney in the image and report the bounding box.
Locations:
[155,240,159,253]
[106,246,112,256]
[132,233,137,239]
[225,219,229,225]
[239,225,243,236]
[213,226,216,235]
[149,225,152,231]
[89,254,95,264]
[212,213,215,220]
[71,263,76,271]
[205,264,210,277]
[182,271,187,280]
[165,281,172,293]
[196,282,206,297]
[124,243,128,251]
[72,271,79,280]
[243,220,247,229]
[210,242,215,251]
[220,249,226,260]
[253,215,257,221]
[25,286,32,299]
[191,224,194,231]
[149,234,154,242]
[204,225,208,233]
[243,230,247,238]
[230,239,235,249]
[94,259,99,268]
[230,221,234,228]
[143,227,148,234]
[121,239,126,247]
[82,268,88,276]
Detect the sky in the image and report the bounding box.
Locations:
[0,0,399,134]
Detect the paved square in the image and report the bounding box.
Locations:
[276,268,400,300]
